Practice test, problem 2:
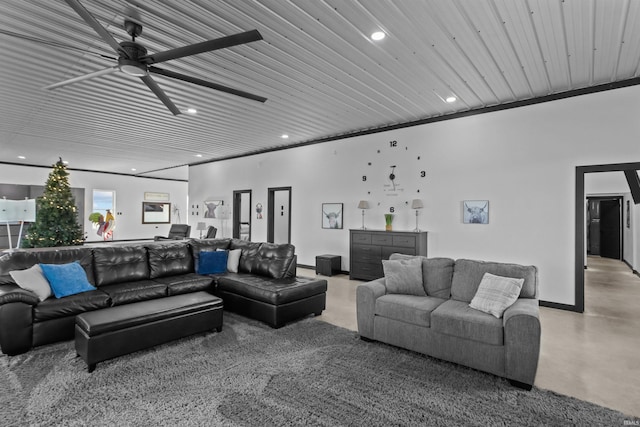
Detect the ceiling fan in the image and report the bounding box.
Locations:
[44,0,267,115]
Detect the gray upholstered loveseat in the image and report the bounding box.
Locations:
[356,254,540,389]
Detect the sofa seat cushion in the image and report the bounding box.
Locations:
[431,299,504,346]
[375,295,446,327]
[33,290,111,322]
[153,273,215,296]
[99,280,167,306]
[217,274,327,305]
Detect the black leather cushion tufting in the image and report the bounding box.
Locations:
[93,246,149,287]
[217,274,327,305]
[252,242,295,279]
[0,247,95,286]
[146,242,194,279]
[229,239,262,273]
[33,290,111,322]
[99,280,167,306]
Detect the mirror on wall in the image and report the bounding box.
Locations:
[267,187,291,244]
[233,190,251,241]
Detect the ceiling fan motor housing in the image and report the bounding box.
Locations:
[118,41,148,76]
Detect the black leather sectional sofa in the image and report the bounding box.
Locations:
[0,238,327,356]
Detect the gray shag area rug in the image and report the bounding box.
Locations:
[1,313,636,426]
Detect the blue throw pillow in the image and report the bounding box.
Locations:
[40,262,96,298]
[198,250,228,274]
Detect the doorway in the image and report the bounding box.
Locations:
[232,190,251,241]
[575,162,640,313]
[586,196,622,260]
[267,187,291,244]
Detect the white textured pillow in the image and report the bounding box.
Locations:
[9,264,52,302]
[226,249,242,273]
[469,272,524,318]
[382,257,425,296]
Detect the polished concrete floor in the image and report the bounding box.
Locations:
[301,256,640,418]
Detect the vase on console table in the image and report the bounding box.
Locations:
[384,214,394,231]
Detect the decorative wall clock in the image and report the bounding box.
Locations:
[361,139,427,214]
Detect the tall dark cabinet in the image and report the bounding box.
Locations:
[349,229,428,281]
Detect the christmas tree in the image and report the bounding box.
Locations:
[22,158,85,248]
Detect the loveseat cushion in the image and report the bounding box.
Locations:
[451,259,538,303]
[146,242,193,278]
[389,254,454,298]
[252,242,295,279]
[93,246,150,287]
[375,294,446,327]
[153,273,215,296]
[33,290,111,322]
[430,299,504,346]
[217,274,326,305]
[99,280,166,306]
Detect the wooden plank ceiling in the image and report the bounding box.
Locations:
[1,0,639,180]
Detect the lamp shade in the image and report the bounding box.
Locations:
[196,222,207,231]
[357,200,370,209]
[411,199,424,209]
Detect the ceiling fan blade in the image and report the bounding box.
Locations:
[0,29,118,60]
[63,0,127,57]
[149,66,267,103]
[140,75,181,115]
[43,66,119,90]
[142,29,263,65]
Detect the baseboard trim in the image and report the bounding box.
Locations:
[297,264,348,276]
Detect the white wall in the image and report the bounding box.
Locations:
[189,84,640,306]
[0,164,188,241]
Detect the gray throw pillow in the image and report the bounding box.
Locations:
[9,264,52,302]
[382,257,425,296]
[469,272,524,318]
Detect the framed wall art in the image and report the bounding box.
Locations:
[142,202,171,224]
[203,200,223,218]
[463,200,489,224]
[322,203,343,229]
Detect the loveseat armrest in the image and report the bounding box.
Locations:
[503,298,541,388]
[356,279,386,339]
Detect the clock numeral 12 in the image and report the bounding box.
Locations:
[389,140,398,147]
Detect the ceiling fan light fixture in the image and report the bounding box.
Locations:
[118,58,148,76]
[371,31,386,41]
[446,96,457,103]
[187,108,198,114]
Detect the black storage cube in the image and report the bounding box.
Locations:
[316,254,341,276]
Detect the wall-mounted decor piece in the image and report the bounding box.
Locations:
[256,203,263,219]
[203,200,223,218]
[142,202,171,224]
[322,203,343,229]
[144,192,169,202]
[463,200,489,224]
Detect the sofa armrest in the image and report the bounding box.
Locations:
[356,279,386,339]
[503,298,541,387]
[0,284,40,306]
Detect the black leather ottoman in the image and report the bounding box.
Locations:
[75,292,223,372]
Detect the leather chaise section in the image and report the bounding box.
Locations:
[217,274,327,305]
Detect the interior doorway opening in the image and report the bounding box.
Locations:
[232,190,251,241]
[267,187,291,244]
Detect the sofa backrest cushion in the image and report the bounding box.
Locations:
[252,242,296,279]
[0,247,95,286]
[189,238,231,269]
[229,239,262,274]
[146,242,193,279]
[451,259,538,303]
[389,254,454,298]
[93,246,149,287]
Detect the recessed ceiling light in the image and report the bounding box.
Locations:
[281,134,289,139]
[446,96,457,103]
[371,31,386,41]
[187,108,197,114]
[17,155,26,159]
[195,154,203,158]
[131,168,137,171]
[63,160,69,164]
